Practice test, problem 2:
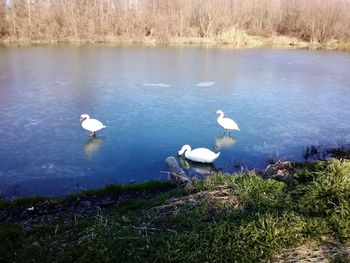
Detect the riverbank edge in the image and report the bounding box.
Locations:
[2,142,349,208]
[1,35,350,51]
[0,157,349,262]
[0,180,178,210]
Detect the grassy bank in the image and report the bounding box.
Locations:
[1,159,349,262]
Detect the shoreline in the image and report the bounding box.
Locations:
[1,142,349,221]
[1,143,348,202]
[0,157,349,262]
[1,36,350,51]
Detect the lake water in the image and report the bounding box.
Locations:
[1,46,350,198]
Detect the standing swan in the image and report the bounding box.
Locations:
[216,110,240,132]
[178,145,220,163]
[80,114,106,137]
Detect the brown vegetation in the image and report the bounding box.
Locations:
[1,0,350,47]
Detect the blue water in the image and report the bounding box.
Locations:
[0,46,350,198]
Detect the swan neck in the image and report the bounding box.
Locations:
[184,146,191,158]
[179,145,191,156]
[217,112,224,120]
[81,114,90,122]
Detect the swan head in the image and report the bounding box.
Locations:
[216,110,224,116]
[80,114,90,122]
[178,145,191,155]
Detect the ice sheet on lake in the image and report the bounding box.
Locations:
[142,83,170,87]
[0,164,88,184]
[196,81,216,87]
[23,119,44,128]
[50,80,72,86]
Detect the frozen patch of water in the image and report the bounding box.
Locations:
[0,47,350,198]
[196,81,216,87]
[142,83,171,87]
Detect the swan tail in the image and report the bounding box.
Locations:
[215,152,221,159]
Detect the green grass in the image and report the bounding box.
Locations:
[1,159,349,262]
[67,179,177,198]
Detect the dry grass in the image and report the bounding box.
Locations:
[272,238,350,263]
[1,0,350,48]
[150,187,244,218]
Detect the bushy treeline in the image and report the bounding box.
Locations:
[0,0,350,44]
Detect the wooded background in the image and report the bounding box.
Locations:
[1,0,349,44]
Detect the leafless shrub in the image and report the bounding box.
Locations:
[1,0,349,44]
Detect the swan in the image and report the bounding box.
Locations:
[216,110,240,132]
[178,145,220,163]
[80,114,106,137]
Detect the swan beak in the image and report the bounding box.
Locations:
[80,117,84,121]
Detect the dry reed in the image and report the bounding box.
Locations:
[0,0,349,47]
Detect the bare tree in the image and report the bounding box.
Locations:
[0,0,349,44]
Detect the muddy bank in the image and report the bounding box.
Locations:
[0,181,177,230]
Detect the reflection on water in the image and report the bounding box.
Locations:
[215,134,237,151]
[84,137,104,159]
[178,156,218,178]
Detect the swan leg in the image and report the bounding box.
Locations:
[93,132,96,138]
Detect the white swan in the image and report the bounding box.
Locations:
[178,145,220,163]
[80,114,106,137]
[216,110,240,132]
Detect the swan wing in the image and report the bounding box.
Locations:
[221,117,239,130]
[82,119,106,132]
[188,148,220,163]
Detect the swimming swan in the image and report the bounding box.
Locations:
[178,145,220,163]
[216,110,240,131]
[80,114,106,137]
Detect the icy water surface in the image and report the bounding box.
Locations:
[0,46,350,198]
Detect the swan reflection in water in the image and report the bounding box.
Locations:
[215,134,236,151]
[178,156,219,179]
[84,137,104,159]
